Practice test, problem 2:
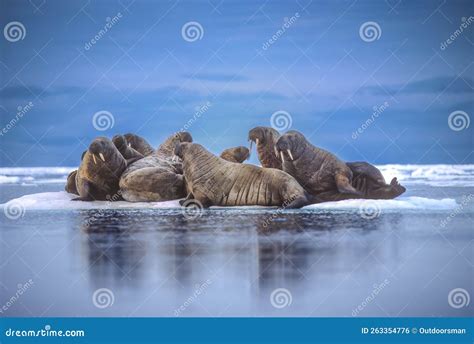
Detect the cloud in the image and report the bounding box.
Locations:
[362,76,474,96]
[181,72,250,82]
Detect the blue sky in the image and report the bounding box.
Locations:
[0,0,473,166]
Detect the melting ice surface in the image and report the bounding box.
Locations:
[1,165,473,317]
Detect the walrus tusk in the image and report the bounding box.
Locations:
[128,143,131,147]
[255,138,259,146]
[274,146,279,158]
[287,149,294,161]
[92,154,97,164]
[280,151,285,162]
[99,153,106,162]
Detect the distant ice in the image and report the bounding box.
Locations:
[1,165,473,187]
[0,167,75,185]
[0,191,458,211]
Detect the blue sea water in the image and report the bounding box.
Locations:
[0,165,473,317]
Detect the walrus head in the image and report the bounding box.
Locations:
[248,126,280,150]
[157,131,193,157]
[87,137,121,165]
[123,133,155,156]
[220,146,250,163]
[275,130,307,162]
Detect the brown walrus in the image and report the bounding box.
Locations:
[346,161,406,200]
[123,133,155,156]
[248,126,282,169]
[174,142,310,208]
[72,137,142,201]
[65,170,79,195]
[275,130,405,202]
[220,146,250,163]
[250,126,405,200]
[118,132,193,202]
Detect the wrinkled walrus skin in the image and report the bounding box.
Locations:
[220,146,250,163]
[251,126,405,200]
[73,137,131,201]
[119,132,193,202]
[175,142,310,208]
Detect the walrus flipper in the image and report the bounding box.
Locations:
[71,181,98,201]
[335,173,362,196]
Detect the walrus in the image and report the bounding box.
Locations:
[248,126,282,169]
[220,146,250,163]
[123,133,155,156]
[174,142,310,208]
[346,161,406,200]
[65,170,79,195]
[73,137,137,201]
[250,126,405,200]
[118,132,193,202]
[275,130,405,202]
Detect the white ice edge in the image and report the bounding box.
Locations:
[0,192,459,211]
[1,165,474,187]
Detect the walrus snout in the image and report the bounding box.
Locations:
[89,137,114,163]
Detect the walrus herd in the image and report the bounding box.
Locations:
[65,127,406,208]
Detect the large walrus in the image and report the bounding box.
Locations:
[248,126,282,169]
[72,136,142,201]
[275,130,405,202]
[220,146,250,163]
[118,132,193,202]
[174,142,310,208]
[249,126,405,200]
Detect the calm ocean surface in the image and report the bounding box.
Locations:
[1,165,473,317]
